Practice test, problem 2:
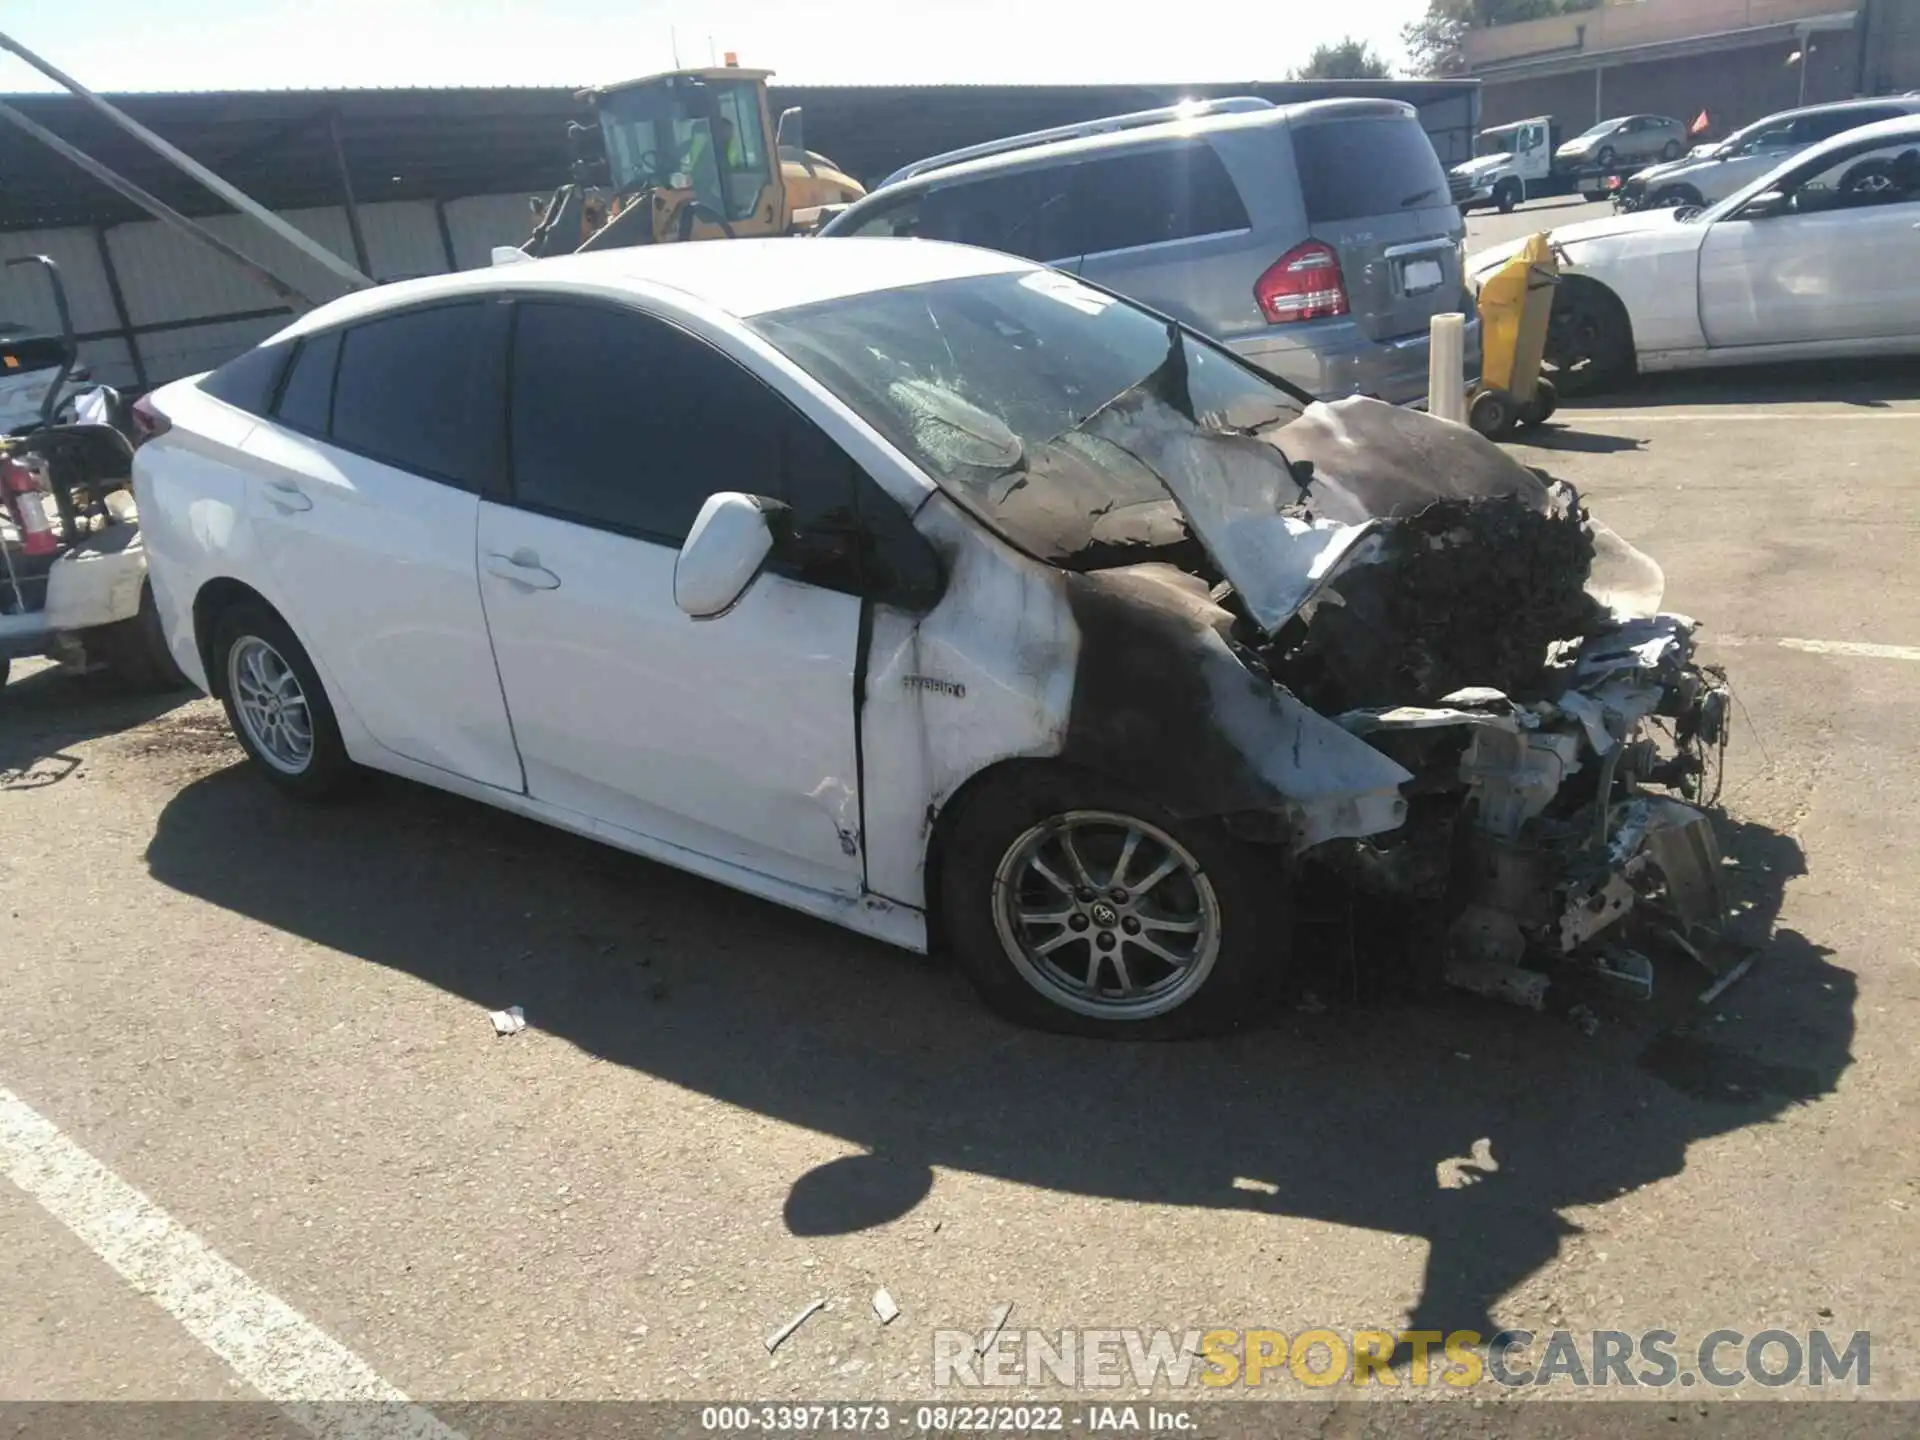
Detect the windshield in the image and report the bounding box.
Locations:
[1571,120,1618,141]
[597,78,770,221]
[749,270,1306,570]
[1474,133,1514,158]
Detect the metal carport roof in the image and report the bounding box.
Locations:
[0,78,1480,233]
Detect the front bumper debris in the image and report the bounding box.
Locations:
[1330,612,1737,1009]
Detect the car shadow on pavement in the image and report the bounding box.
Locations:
[144,766,1848,1345]
[0,666,192,790]
[1559,356,1920,411]
[1518,426,1645,454]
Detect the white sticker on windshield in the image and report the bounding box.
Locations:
[1018,269,1115,316]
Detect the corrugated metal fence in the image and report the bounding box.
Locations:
[0,193,537,392]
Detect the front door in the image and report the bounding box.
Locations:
[475,298,867,895]
[241,302,524,792]
[1699,135,1920,349]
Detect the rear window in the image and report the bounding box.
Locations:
[1291,117,1450,223]
[1062,144,1249,256]
[198,339,291,417]
[330,304,497,489]
[273,331,340,435]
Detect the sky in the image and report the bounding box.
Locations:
[0,0,1428,91]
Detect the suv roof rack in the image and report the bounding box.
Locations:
[876,96,1276,190]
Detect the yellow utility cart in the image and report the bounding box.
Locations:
[1469,232,1561,439]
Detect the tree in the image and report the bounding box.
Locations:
[1402,0,1600,77]
[1291,38,1393,81]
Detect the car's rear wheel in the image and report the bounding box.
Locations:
[1544,278,1635,395]
[938,768,1290,1038]
[212,601,356,799]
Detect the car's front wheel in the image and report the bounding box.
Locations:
[212,601,356,799]
[938,768,1290,1038]
[1544,277,1636,395]
[1661,139,1684,160]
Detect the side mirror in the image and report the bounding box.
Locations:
[674,492,781,618]
[775,106,804,155]
[1740,189,1791,219]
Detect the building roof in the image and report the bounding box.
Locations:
[0,78,1477,232]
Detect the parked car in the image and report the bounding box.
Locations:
[1469,115,1920,391]
[1617,96,1920,211]
[1554,114,1687,171]
[134,238,1729,1037]
[819,98,1479,409]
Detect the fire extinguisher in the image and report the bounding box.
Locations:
[2,454,56,557]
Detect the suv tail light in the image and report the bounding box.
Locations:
[1255,240,1349,324]
[130,394,171,446]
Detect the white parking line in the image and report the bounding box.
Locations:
[1714,635,1920,662]
[0,1084,461,1440]
[1572,410,1920,422]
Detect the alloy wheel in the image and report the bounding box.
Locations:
[991,810,1222,1021]
[228,635,314,775]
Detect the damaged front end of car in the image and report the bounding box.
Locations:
[1075,369,1737,1009]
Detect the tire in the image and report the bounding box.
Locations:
[1495,180,1519,214]
[210,600,357,799]
[1518,377,1559,429]
[1595,146,1616,169]
[937,767,1292,1039]
[1661,139,1684,161]
[1652,184,1704,211]
[97,579,189,691]
[1469,387,1516,439]
[1543,278,1635,395]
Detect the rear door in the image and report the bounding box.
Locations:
[1286,110,1463,343]
[239,301,524,792]
[1065,142,1256,334]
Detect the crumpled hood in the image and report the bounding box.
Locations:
[1080,379,1554,637]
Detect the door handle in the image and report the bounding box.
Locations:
[484,550,561,590]
[264,479,312,513]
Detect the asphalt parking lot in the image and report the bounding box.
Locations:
[4,344,1920,1423]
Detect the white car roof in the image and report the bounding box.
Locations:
[274,237,1033,341]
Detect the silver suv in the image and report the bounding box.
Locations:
[1619,96,1920,210]
[819,98,1478,408]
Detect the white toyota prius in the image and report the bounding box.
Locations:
[135,237,1732,1036]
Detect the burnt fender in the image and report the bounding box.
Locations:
[1057,564,1410,848]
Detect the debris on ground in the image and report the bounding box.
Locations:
[1568,1002,1601,1037]
[872,1287,900,1325]
[978,1301,1013,1355]
[764,1298,826,1354]
[489,1005,526,1036]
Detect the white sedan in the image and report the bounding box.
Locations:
[133,236,1728,1036]
[1468,115,1920,391]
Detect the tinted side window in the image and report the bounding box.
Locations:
[511,302,784,543]
[1066,144,1250,256]
[511,302,937,604]
[273,331,340,435]
[919,169,1075,261]
[331,304,496,488]
[199,339,292,416]
[1292,117,1451,223]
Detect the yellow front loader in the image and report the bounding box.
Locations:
[522,62,866,257]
